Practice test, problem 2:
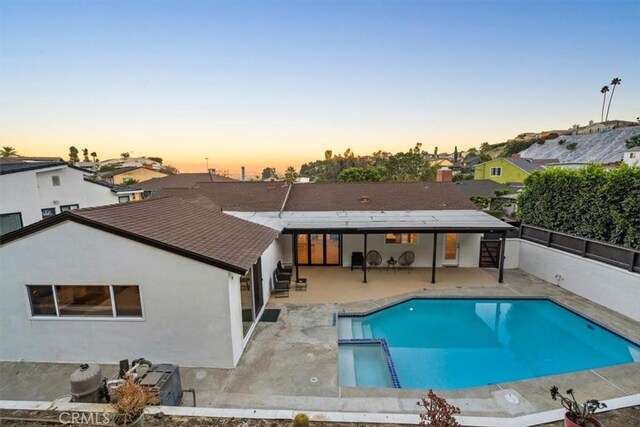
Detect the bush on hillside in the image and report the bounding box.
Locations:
[499,140,536,158]
[517,165,640,249]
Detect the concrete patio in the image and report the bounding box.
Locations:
[271,266,498,304]
[1,269,639,423]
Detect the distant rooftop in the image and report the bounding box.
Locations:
[134,172,235,191]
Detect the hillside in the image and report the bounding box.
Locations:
[518,127,640,164]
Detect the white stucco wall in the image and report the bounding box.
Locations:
[0,221,244,368]
[341,233,482,268]
[512,239,640,321]
[503,238,520,269]
[1,166,121,228]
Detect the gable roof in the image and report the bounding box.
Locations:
[0,197,279,274]
[505,158,558,173]
[0,160,67,175]
[159,181,291,212]
[453,180,515,197]
[282,182,476,211]
[134,172,235,191]
[518,127,640,164]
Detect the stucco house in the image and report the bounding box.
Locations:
[623,148,639,167]
[0,159,143,234]
[473,157,557,184]
[98,166,168,184]
[0,181,512,368]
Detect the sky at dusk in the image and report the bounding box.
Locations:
[1,0,639,178]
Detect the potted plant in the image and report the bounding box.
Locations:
[417,389,461,426]
[111,377,159,427]
[550,386,607,427]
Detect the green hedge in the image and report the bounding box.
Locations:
[518,165,640,249]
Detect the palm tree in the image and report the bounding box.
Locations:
[600,86,609,122]
[605,77,621,121]
[1,146,17,157]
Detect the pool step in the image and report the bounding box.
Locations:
[338,348,357,387]
[352,319,364,339]
[337,317,353,339]
[362,323,373,339]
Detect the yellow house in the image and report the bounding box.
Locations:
[99,167,168,185]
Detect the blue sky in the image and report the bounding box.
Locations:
[1,0,638,174]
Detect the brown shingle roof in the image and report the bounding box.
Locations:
[283,182,476,211]
[1,197,278,273]
[159,181,291,212]
[134,173,235,191]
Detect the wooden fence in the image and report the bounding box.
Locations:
[519,224,640,273]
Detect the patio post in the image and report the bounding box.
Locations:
[363,232,368,283]
[498,230,506,283]
[431,233,437,284]
[293,234,299,280]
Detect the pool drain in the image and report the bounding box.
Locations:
[310,377,318,383]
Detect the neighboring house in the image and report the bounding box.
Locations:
[623,148,640,167]
[74,162,99,172]
[519,127,640,166]
[134,172,236,196]
[431,158,454,168]
[572,120,638,135]
[98,166,168,184]
[0,160,143,234]
[1,181,512,368]
[474,157,557,184]
[99,157,163,171]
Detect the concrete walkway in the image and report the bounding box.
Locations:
[1,269,639,421]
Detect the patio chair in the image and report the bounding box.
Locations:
[278,260,293,275]
[276,262,292,281]
[272,270,290,298]
[367,250,382,269]
[398,251,415,272]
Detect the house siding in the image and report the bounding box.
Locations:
[0,221,243,368]
[474,158,530,184]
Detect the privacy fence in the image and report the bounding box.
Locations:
[519,224,640,273]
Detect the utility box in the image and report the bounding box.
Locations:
[138,364,182,406]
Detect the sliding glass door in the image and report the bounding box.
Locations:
[295,233,341,266]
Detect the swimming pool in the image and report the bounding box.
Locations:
[337,298,640,390]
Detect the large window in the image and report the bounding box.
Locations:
[385,233,418,244]
[490,167,502,177]
[41,208,56,219]
[0,212,23,234]
[26,285,143,318]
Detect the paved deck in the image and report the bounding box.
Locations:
[272,266,497,304]
[1,269,639,422]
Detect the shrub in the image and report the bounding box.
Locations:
[626,134,640,149]
[417,389,461,426]
[111,377,158,426]
[518,165,640,248]
[293,413,309,427]
[558,139,566,145]
[566,142,578,151]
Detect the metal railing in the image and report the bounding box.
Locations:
[519,224,640,273]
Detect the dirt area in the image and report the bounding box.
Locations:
[1,407,639,426]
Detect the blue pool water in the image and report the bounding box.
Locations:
[338,298,640,390]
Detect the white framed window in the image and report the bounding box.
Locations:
[26,284,143,319]
[490,167,502,177]
[385,233,419,244]
[60,204,79,212]
[52,176,61,186]
[118,196,130,203]
[0,212,23,234]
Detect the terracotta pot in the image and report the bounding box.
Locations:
[564,412,602,427]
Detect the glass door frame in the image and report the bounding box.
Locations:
[294,232,342,266]
[442,233,459,266]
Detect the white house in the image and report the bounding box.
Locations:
[623,148,639,167]
[0,159,143,234]
[0,182,512,368]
